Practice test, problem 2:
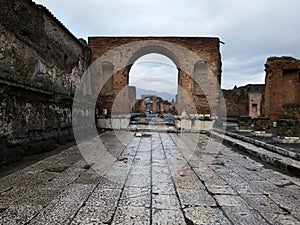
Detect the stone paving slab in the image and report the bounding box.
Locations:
[152,208,186,225]
[223,206,269,225]
[184,206,231,225]
[0,130,300,224]
[0,204,43,225]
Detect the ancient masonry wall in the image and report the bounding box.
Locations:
[0,0,90,165]
[89,37,222,116]
[265,56,300,122]
[221,84,265,118]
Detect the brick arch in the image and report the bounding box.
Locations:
[127,45,180,68]
[88,37,222,117]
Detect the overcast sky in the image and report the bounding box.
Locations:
[35,0,300,94]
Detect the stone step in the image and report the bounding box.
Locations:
[211,130,300,177]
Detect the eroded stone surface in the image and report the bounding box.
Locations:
[184,206,231,225]
[0,131,299,224]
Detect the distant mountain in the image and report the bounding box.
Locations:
[135,88,176,102]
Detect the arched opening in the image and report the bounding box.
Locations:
[128,53,179,124]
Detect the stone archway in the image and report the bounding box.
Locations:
[88,37,222,130]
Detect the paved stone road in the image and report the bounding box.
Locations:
[0,131,300,224]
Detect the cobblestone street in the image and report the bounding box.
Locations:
[1,131,300,225]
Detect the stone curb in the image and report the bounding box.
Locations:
[127,128,179,133]
[213,128,300,161]
[210,129,300,177]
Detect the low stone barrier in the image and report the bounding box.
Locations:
[97,115,131,130]
[175,114,216,132]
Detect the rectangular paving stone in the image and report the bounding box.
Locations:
[152,173,173,185]
[97,176,126,189]
[14,186,61,207]
[177,188,216,207]
[105,163,130,175]
[70,206,114,225]
[204,176,228,187]
[261,213,300,225]
[152,194,180,210]
[184,206,231,225]
[73,171,103,185]
[248,181,280,195]
[112,206,150,225]
[222,206,269,225]
[218,171,245,186]
[152,209,186,225]
[231,182,262,195]
[238,170,266,182]
[48,163,87,187]
[119,187,150,208]
[85,188,122,208]
[152,159,168,167]
[173,176,205,189]
[130,166,151,175]
[268,193,300,212]
[206,184,237,195]
[0,172,35,193]
[193,167,218,182]
[28,184,94,224]
[125,174,150,188]
[267,176,298,187]
[241,194,285,214]
[152,183,175,195]
[0,204,43,225]
[215,195,248,208]
[152,148,166,158]
[0,186,28,206]
[152,165,170,175]
[187,159,208,168]
[105,171,130,180]
[132,157,151,166]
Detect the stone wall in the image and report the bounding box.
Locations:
[221,84,265,118]
[265,56,300,122]
[0,0,90,165]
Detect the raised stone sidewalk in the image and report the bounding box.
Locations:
[212,129,300,176]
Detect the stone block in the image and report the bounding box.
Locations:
[112,119,121,130]
[181,119,192,131]
[97,118,106,129]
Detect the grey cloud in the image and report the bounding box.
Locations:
[35,0,300,91]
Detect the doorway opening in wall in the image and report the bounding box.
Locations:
[128,53,178,125]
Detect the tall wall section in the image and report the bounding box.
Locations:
[0,0,90,165]
[265,57,300,122]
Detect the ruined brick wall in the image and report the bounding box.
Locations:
[221,84,265,118]
[128,86,136,113]
[0,0,90,165]
[265,57,300,122]
[89,37,221,116]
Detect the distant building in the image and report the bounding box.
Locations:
[221,84,265,119]
[131,95,175,114]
